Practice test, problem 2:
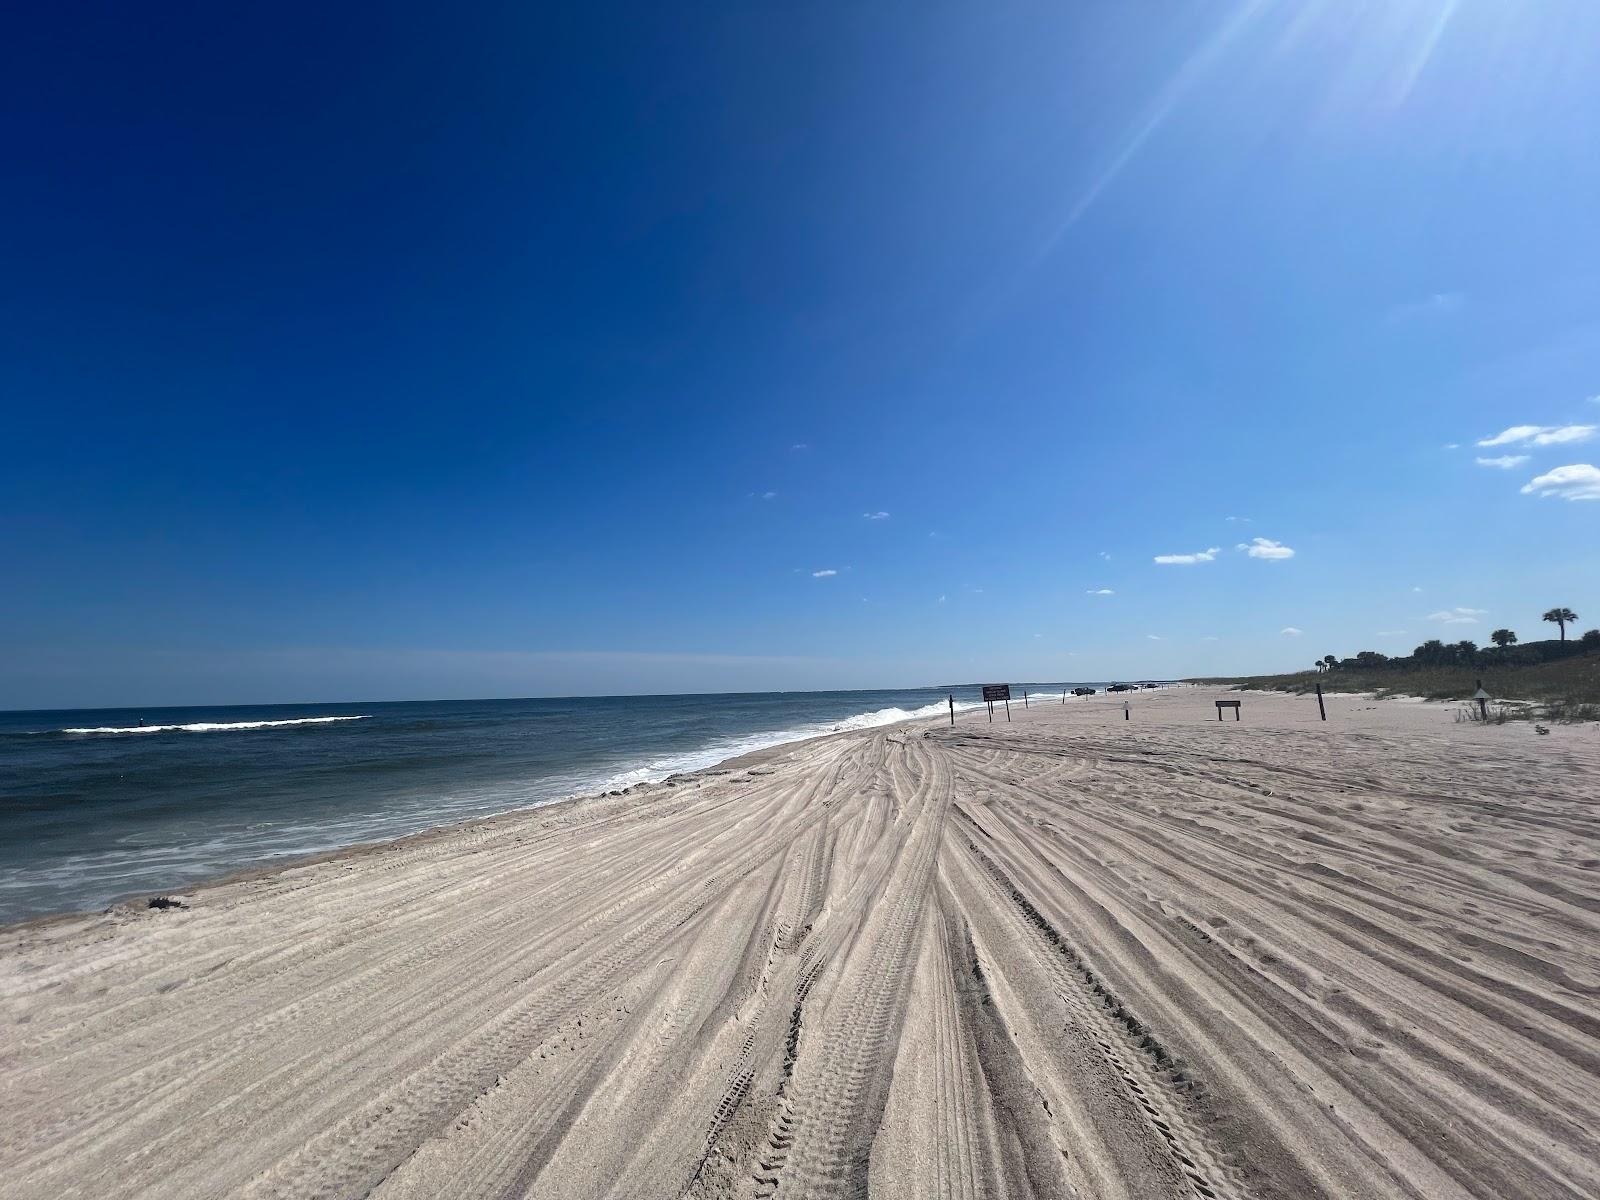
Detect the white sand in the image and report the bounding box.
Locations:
[2,687,1598,1199]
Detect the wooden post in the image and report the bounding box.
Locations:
[1061,689,1066,704]
[1315,682,1326,721]
[1124,700,1130,721]
[986,700,993,723]
[1004,697,1011,722]
[1476,679,1488,721]
[948,693,955,727]
[1023,690,1029,709]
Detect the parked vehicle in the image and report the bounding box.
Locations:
[1072,687,1096,696]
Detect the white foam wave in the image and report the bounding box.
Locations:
[589,699,981,793]
[60,716,370,736]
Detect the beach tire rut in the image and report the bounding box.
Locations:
[961,836,1247,1200]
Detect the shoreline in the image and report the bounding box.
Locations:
[6,686,1595,1198]
[0,701,972,938]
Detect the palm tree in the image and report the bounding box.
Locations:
[1322,654,1338,670]
[1543,607,1578,640]
[1490,628,1517,648]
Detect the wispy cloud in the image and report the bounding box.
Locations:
[759,491,778,500]
[1098,550,1112,560]
[1201,635,1219,641]
[790,443,810,451]
[1154,546,1220,565]
[1387,291,1465,325]
[1237,537,1294,560]
[1475,454,1529,469]
[1280,627,1303,636]
[1376,630,1408,637]
[1086,588,1115,596]
[1534,426,1597,445]
[1224,515,1253,523]
[1521,463,1600,501]
[1477,424,1595,448]
[1428,607,1485,624]
[811,569,837,578]
[862,511,890,520]
[937,594,947,604]
[1147,634,1163,641]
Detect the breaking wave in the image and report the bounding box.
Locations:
[57,716,370,736]
[589,699,981,792]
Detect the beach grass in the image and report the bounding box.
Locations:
[1192,652,1600,718]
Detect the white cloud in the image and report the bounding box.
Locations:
[1534,426,1597,446]
[1201,635,1219,641]
[937,594,947,603]
[1224,515,1252,522]
[1443,443,1460,450]
[1086,588,1115,596]
[1476,425,1542,447]
[1411,586,1424,593]
[811,569,837,578]
[1237,537,1294,560]
[790,443,809,451]
[1034,633,1043,638]
[863,511,890,520]
[1376,630,1408,637]
[1147,634,1163,641]
[1477,424,1595,448]
[1153,546,1220,565]
[1475,454,1529,469]
[1521,463,1600,501]
[1427,607,1485,624]
[761,491,778,500]
[1099,551,1111,560]
[1281,627,1303,636]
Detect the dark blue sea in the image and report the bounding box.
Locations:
[0,684,1102,924]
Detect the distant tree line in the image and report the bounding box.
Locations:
[1314,606,1598,673]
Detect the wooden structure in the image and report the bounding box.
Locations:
[1215,700,1242,721]
[982,684,1011,723]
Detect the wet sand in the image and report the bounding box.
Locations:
[3,687,1598,1198]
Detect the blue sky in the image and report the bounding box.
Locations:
[4,1,1599,707]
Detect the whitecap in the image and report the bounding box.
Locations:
[59,716,369,736]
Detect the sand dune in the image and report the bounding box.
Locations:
[3,687,1598,1198]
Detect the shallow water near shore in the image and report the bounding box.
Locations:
[0,684,1105,922]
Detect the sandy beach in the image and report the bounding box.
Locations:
[2,686,1598,1199]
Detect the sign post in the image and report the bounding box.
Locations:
[948,693,955,727]
[1315,682,1326,721]
[1474,680,1490,721]
[982,684,1011,723]
[1023,689,1029,709]
[1123,700,1130,721]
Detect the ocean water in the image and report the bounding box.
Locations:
[0,684,1100,924]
